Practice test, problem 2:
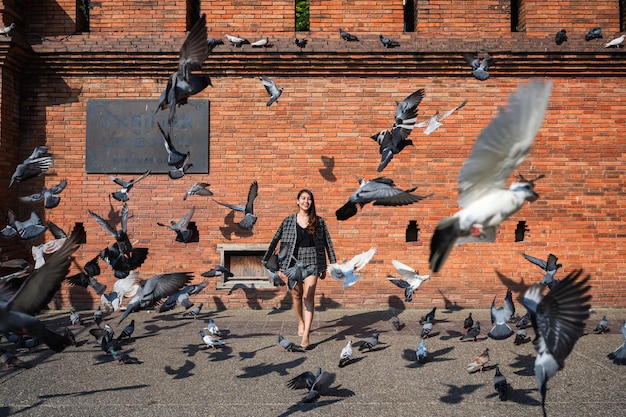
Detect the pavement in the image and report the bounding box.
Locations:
[1,305,625,417]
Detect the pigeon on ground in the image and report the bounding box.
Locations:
[463,53,494,81]
[461,322,481,342]
[387,259,430,302]
[358,332,380,351]
[555,29,568,45]
[514,328,531,345]
[199,330,225,349]
[488,289,515,340]
[516,312,531,329]
[183,302,203,319]
[419,307,437,325]
[295,37,307,48]
[110,347,143,364]
[522,253,562,288]
[415,100,467,135]
[339,28,358,41]
[336,177,431,221]
[107,171,150,202]
[391,315,401,331]
[117,319,135,340]
[605,34,625,48]
[158,121,187,168]
[0,23,15,37]
[494,365,512,400]
[278,334,304,352]
[9,146,53,188]
[1,210,47,240]
[607,321,626,365]
[421,316,434,338]
[206,37,224,52]
[523,269,591,417]
[251,37,272,48]
[157,207,196,242]
[327,247,376,288]
[201,265,234,279]
[466,348,490,373]
[206,318,222,337]
[338,340,353,367]
[0,349,29,369]
[429,80,552,272]
[117,272,194,324]
[259,76,283,106]
[594,315,609,334]
[416,338,428,363]
[224,34,250,47]
[370,89,424,172]
[0,230,80,352]
[504,288,516,321]
[463,312,474,331]
[156,14,211,131]
[213,180,258,230]
[379,34,399,48]
[183,182,213,200]
[585,26,602,41]
[93,306,103,327]
[19,179,67,209]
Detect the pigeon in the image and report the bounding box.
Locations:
[251,37,272,48]
[605,34,625,48]
[379,34,399,48]
[514,328,531,345]
[158,287,194,312]
[117,272,194,324]
[69,309,83,326]
[419,307,437,325]
[295,37,307,48]
[168,152,192,180]
[278,334,304,352]
[463,312,474,331]
[421,316,434,338]
[9,146,53,188]
[461,321,481,342]
[224,34,250,47]
[184,281,209,296]
[338,340,353,367]
[287,367,336,403]
[93,306,103,327]
[327,247,376,288]
[416,338,428,363]
[594,315,609,334]
[0,230,81,352]
[156,14,211,131]
[259,76,283,106]
[157,207,196,242]
[370,89,425,172]
[494,365,512,401]
[206,318,222,337]
[100,291,120,313]
[488,290,515,340]
[117,319,135,340]
[391,315,401,331]
[282,255,311,291]
[1,210,47,240]
[466,348,490,373]
[213,180,258,230]
[335,177,431,221]
[387,259,430,302]
[183,182,213,200]
[110,348,143,364]
[463,53,494,81]
[0,23,15,37]
[183,302,203,319]
[415,100,467,135]
[66,258,107,295]
[516,312,531,329]
[359,332,380,351]
[206,37,224,52]
[607,321,626,365]
[199,330,225,349]
[113,271,139,308]
[319,155,336,182]
[31,235,68,269]
[201,265,234,279]
[429,80,552,272]
[339,28,358,41]
[555,29,568,45]
[585,26,602,41]
[158,121,187,168]
[504,287,516,321]
[523,269,591,417]
[19,179,67,209]
[107,171,150,202]
[0,349,28,370]
[522,253,563,288]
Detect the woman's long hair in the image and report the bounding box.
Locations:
[297,189,318,236]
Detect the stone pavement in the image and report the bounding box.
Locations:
[1,305,625,417]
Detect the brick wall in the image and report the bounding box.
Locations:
[520,0,620,36]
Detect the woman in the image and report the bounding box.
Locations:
[263,189,336,349]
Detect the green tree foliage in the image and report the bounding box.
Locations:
[295,0,310,31]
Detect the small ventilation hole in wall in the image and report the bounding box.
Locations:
[406,220,419,242]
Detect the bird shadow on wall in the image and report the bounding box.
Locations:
[437,288,464,312]
[219,211,253,239]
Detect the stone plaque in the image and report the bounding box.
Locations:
[85,99,209,174]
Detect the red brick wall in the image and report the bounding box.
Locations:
[417,0,511,34]
[89,0,187,33]
[206,0,295,36]
[309,0,404,33]
[520,0,620,36]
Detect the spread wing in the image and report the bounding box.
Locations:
[178,14,208,76]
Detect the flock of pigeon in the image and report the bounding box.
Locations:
[1,15,625,415]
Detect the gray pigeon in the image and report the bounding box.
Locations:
[523,269,591,417]
[158,121,187,168]
[421,316,434,338]
[201,265,233,279]
[488,289,515,340]
[224,34,250,47]
[463,53,494,81]
[213,181,258,230]
[379,34,399,48]
[199,330,225,349]
[522,253,562,288]
[183,302,203,319]
[336,177,431,221]
[461,321,481,342]
[287,367,336,403]
[585,26,602,41]
[169,152,192,180]
[283,255,313,290]
[19,179,67,209]
[339,28,358,41]
[117,319,135,340]
[1,210,47,240]
[594,315,609,334]
[157,207,196,242]
[494,365,512,401]
[107,171,150,202]
[183,182,213,200]
[278,334,304,352]
[93,306,103,327]
[206,37,224,52]
[607,321,626,365]
[251,37,272,48]
[358,332,380,351]
[416,338,428,363]
[514,328,531,345]
[206,318,222,336]
[420,306,437,325]
[158,286,194,312]
[259,76,282,106]
[555,29,568,45]
[463,312,474,331]
[9,146,53,188]
[295,37,307,48]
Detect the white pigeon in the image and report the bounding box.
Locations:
[338,340,353,368]
[327,247,376,288]
[199,330,225,349]
[387,259,430,302]
[429,80,552,272]
[1,23,15,37]
[415,100,467,135]
[206,318,222,336]
[113,271,139,309]
[605,34,625,48]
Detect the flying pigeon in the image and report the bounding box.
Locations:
[494,365,512,401]
[555,29,568,45]
[463,312,474,331]
[278,334,304,352]
[213,180,258,230]
[335,177,431,221]
[415,100,467,135]
[158,287,194,313]
[287,367,336,403]
[607,321,626,365]
[19,179,67,209]
[294,37,307,48]
[113,271,140,308]
[461,321,481,342]
[201,265,234,279]
[259,75,283,106]
[206,318,222,337]
[504,287,516,321]
[338,340,353,367]
[379,34,399,48]
[107,171,150,202]
[169,152,192,180]
[206,37,224,52]
[358,332,380,351]
[1,210,48,240]
[156,14,211,131]
[183,302,203,319]
[523,269,591,417]
[183,182,213,200]
[514,328,531,345]
[585,27,602,41]
[419,306,437,325]
[157,207,196,242]
[522,253,563,287]
[66,256,107,295]
[199,330,225,350]
[605,34,625,48]
[463,53,494,81]
[488,290,515,340]
[370,89,424,172]
[224,34,250,47]
[594,315,609,334]
[466,348,490,373]
[251,37,272,48]
[421,316,434,338]
[0,23,15,37]
[416,338,428,363]
[117,319,135,340]
[158,121,187,168]
[387,259,430,302]
[339,28,358,41]
[282,255,313,291]
[327,247,376,288]
[429,80,552,272]
[9,146,53,188]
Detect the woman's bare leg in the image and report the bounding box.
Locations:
[300,274,318,347]
[286,272,305,336]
